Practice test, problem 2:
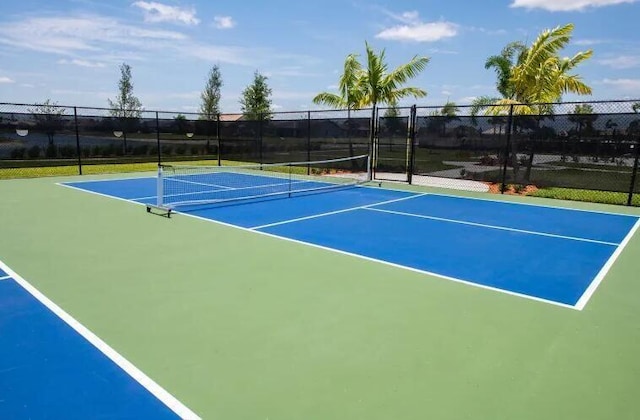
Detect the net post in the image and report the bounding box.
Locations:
[156,111,161,165]
[157,165,164,208]
[627,140,639,206]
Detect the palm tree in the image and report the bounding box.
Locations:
[567,104,597,133]
[313,53,363,110]
[313,42,429,166]
[474,24,593,182]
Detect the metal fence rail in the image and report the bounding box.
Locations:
[1,100,639,206]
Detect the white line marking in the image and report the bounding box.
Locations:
[57,174,155,185]
[169,177,233,190]
[249,193,428,230]
[0,260,201,419]
[363,207,621,246]
[130,179,319,202]
[60,179,639,310]
[57,172,639,219]
[0,275,10,281]
[385,188,640,218]
[574,217,640,310]
[180,210,577,310]
[60,183,148,204]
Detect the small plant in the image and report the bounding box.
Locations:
[58,145,76,158]
[513,184,526,194]
[27,145,41,158]
[45,144,58,158]
[571,155,581,163]
[460,168,467,178]
[518,155,528,166]
[10,148,26,159]
[479,155,497,166]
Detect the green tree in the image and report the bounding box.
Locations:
[108,63,143,151]
[28,99,66,146]
[312,53,363,110]
[568,104,598,133]
[240,71,272,120]
[200,65,222,119]
[357,41,429,127]
[633,102,640,113]
[474,24,593,181]
[174,114,188,134]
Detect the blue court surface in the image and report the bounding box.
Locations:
[0,262,198,419]
[63,172,640,310]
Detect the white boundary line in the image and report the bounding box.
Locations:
[169,177,233,190]
[181,211,578,310]
[249,193,427,230]
[58,171,640,218]
[574,218,640,310]
[412,190,640,218]
[364,207,620,246]
[0,259,201,419]
[58,180,640,310]
[0,275,10,281]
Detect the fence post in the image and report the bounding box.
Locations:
[155,112,161,166]
[627,140,640,206]
[73,107,82,175]
[408,105,417,185]
[259,113,263,168]
[307,111,311,175]
[500,105,515,194]
[216,113,221,166]
[369,106,378,179]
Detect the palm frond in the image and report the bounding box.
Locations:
[312,92,346,109]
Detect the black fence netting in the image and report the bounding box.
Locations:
[2,100,640,206]
[375,107,412,182]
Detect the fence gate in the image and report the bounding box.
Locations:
[373,106,414,183]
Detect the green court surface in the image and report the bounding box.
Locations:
[2,172,640,419]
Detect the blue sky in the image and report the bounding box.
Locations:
[0,0,639,114]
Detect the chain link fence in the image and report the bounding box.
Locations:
[1,100,639,206]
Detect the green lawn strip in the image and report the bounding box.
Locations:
[531,187,640,206]
[545,160,634,172]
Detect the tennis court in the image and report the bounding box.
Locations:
[2,159,640,419]
[63,163,639,309]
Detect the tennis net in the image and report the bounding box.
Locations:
[150,154,371,211]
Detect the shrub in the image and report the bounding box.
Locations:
[27,145,41,158]
[45,144,58,158]
[10,148,26,159]
[479,155,498,166]
[58,145,76,158]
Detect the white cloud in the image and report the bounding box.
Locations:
[599,78,640,92]
[574,38,608,46]
[213,16,236,29]
[597,55,640,69]
[0,76,15,83]
[376,21,458,42]
[375,10,457,42]
[510,0,637,11]
[132,1,199,25]
[0,15,254,65]
[58,58,106,68]
[0,15,186,56]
